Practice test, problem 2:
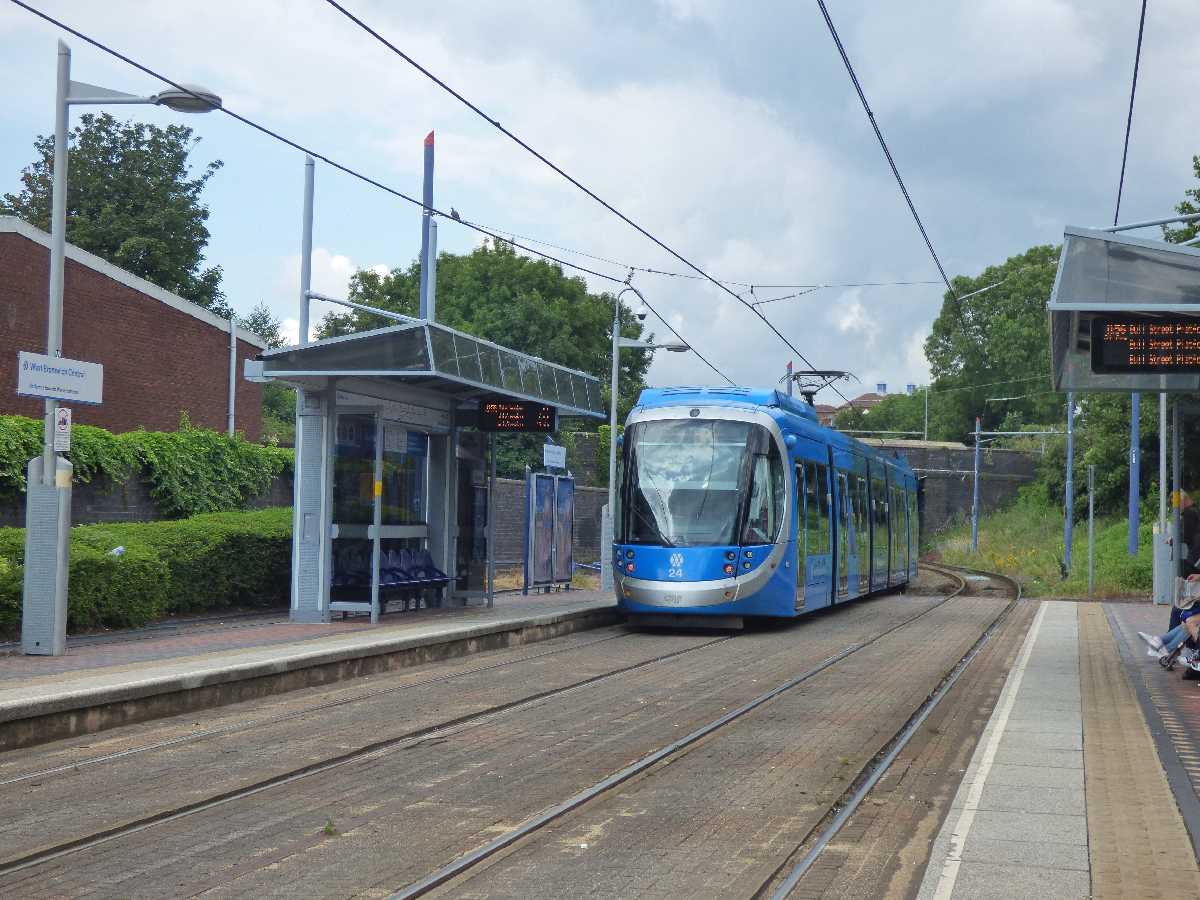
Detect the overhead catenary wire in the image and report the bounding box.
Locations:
[1113,0,1149,226]
[8,0,736,386]
[815,0,956,300]
[321,0,857,406]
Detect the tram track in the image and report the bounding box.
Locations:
[389,571,979,899]
[0,575,989,896]
[762,563,1023,899]
[0,631,735,878]
[0,629,639,788]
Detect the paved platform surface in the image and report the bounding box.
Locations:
[0,590,611,720]
[917,600,1200,900]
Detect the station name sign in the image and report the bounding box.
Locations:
[16,351,104,405]
[478,397,556,432]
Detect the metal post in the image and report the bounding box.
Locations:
[487,432,496,608]
[42,40,71,486]
[786,361,793,397]
[1087,465,1095,597]
[21,41,74,656]
[418,130,434,318]
[924,387,929,442]
[299,155,314,347]
[227,317,237,436]
[603,292,622,593]
[971,416,981,553]
[1064,392,1074,570]
[370,413,382,623]
[1160,392,1168,536]
[1129,392,1140,555]
[1173,399,1181,554]
[427,219,438,323]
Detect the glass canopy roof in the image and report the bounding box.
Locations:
[257,321,604,417]
[1049,226,1200,393]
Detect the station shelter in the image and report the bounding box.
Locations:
[1049,221,1200,603]
[246,319,604,623]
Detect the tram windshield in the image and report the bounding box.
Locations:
[617,418,783,547]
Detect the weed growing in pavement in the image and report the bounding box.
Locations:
[323,818,338,836]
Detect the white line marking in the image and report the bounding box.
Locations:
[931,601,1049,900]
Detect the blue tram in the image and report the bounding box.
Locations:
[613,387,918,623]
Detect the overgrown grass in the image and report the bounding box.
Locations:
[932,489,1153,598]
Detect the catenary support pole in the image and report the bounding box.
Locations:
[418,131,434,318]
[299,156,314,347]
[971,416,981,553]
[1064,392,1074,570]
[924,387,929,442]
[227,317,236,435]
[487,432,496,608]
[1088,465,1095,597]
[603,292,622,592]
[427,219,438,322]
[42,40,71,486]
[1129,392,1140,555]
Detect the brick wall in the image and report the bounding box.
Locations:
[872,441,1039,538]
[490,477,606,566]
[0,225,263,439]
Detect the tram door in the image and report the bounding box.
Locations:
[835,472,850,600]
[799,459,833,611]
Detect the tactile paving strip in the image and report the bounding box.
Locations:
[1079,604,1200,898]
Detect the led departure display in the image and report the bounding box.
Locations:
[1091,315,1200,374]
[478,397,557,432]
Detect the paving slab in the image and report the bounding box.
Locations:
[0,590,616,750]
[917,599,1200,900]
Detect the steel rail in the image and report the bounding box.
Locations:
[0,629,643,787]
[389,578,969,899]
[0,634,735,877]
[767,564,1022,899]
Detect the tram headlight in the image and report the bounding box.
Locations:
[723,563,735,575]
[625,562,635,573]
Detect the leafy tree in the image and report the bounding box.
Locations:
[322,238,650,423]
[237,301,285,349]
[833,392,927,437]
[1,112,227,314]
[924,245,1061,439]
[1164,154,1200,243]
[235,302,294,444]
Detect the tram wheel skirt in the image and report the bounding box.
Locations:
[626,614,744,631]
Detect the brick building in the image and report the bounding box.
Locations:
[1,217,265,439]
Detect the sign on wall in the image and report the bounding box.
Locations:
[16,351,103,405]
[543,443,567,469]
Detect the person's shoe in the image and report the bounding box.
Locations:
[1148,647,1170,660]
[1138,631,1164,651]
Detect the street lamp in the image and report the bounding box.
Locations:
[22,40,220,656]
[602,284,691,591]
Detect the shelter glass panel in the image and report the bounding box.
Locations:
[264,327,428,373]
[428,327,459,377]
[499,349,524,393]
[479,346,502,389]
[381,424,426,526]
[454,334,484,383]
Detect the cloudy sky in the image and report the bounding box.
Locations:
[1,0,1198,398]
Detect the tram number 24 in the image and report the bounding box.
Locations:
[667,553,685,578]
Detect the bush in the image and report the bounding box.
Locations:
[0,507,292,636]
[0,414,293,517]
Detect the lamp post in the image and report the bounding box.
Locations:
[22,40,220,655]
[602,284,689,591]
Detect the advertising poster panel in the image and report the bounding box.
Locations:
[531,473,555,584]
[553,477,574,582]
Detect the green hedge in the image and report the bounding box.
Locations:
[0,414,293,518]
[0,507,292,635]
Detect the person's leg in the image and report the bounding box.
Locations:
[1162,624,1191,653]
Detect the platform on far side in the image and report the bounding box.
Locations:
[917,600,1200,900]
[0,590,617,750]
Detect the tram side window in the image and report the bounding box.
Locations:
[743,440,785,544]
[812,462,830,555]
